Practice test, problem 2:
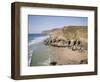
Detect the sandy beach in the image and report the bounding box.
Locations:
[30,42,88,66]
[49,46,88,65]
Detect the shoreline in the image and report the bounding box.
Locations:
[29,41,88,66]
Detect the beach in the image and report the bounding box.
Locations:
[29,41,87,66]
[49,46,87,65]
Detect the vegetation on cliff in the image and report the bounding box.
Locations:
[42,26,87,41]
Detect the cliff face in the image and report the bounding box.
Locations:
[43,26,87,42]
[43,26,88,52]
[63,26,87,41]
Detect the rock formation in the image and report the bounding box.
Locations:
[43,26,87,51]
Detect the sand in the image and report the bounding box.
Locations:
[49,46,88,65]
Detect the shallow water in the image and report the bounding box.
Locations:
[29,42,52,66]
[28,34,50,66]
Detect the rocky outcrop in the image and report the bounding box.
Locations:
[43,37,86,51]
[43,26,87,51]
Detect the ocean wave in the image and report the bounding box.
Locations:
[28,35,49,46]
[28,35,49,66]
[37,58,51,66]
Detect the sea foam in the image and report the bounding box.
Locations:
[28,35,49,46]
[28,35,49,66]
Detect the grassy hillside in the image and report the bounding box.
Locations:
[63,26,87,40]
[44,26,87,42]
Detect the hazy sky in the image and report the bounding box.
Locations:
[28,15,88,34]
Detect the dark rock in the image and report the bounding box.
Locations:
[80,59,87,64]
[77,41,81,45]
[43,38,84,51]
[50,62,57,65]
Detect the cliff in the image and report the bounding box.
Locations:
[43,26,87,41]
[43,26,88,51]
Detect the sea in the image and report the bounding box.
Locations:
[28,34,51,66]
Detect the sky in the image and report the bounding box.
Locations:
[28,15,88,34]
